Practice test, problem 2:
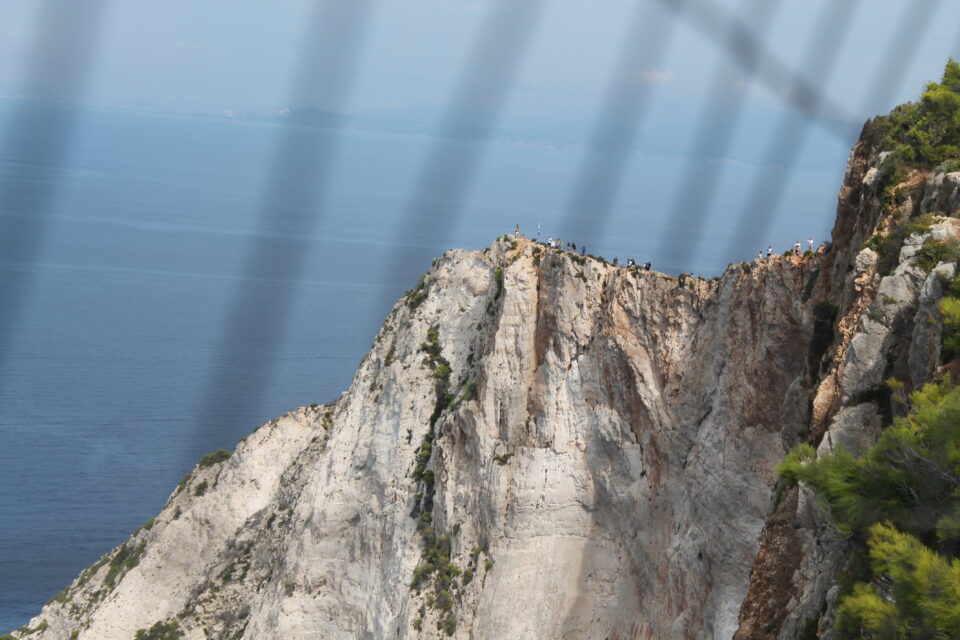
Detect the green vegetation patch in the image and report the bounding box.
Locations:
[915,237,960,274]
[942,294,960,362]
[198,448,232,469]
[420,325,453,409]
[778,379,960,637]
[104,541,147,589]
[865,213,940,276]
[15,621,48,637]
[869,59,960,172]
[835,523,960,637]
[406,274,429,309]
[408,325,467,635]
[134,620,183,640]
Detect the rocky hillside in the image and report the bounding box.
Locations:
[10,106,960,639]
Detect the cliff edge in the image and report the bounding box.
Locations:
[11,98,960,640]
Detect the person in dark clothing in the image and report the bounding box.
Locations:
[612,257,619,266]
[581,245,586,256]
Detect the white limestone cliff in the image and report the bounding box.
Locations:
[11,127,960,640]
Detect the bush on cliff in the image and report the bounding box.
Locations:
[197,448,231,468]
[779,379,960,637]
[134,620,182,640]
[872,59,960,170]
[780,381,960,541]
[835,523,960,637]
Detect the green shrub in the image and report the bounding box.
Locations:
[405,274,428,309]
[778,381,960,541]
[904,212,936,237]
[14,621,48,638]
[134,620,183,640]
[175,470,193,494]
[779,377,960,636]
[775,443,817,486]
[104,541,146,588]
[868,213,938,276]
[493,453,512,466]
[942,296,960,361]
[442,613,457,636]
[835,523,960,637]
[197,448,231,469]
[916,237,960,273]
[493,267,504,298]
[863,233,884,252]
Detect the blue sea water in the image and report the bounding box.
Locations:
[0,102,850,631]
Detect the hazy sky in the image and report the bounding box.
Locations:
[1,0,959,129]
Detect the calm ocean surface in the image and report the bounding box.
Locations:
[0,103,848,630]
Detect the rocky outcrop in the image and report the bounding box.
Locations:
[11,128,960,640]
[920,171,960,216]
[15,233,820,639]
[734,130,960,639]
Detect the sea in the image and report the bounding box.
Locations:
[0,101,851,631]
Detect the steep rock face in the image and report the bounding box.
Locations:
[15,127,960,639]
[734,129,960,639]
[17,237,816,640]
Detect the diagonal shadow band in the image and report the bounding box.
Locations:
[558,0,688,244]
[192,0,378,446]
[376,0,546,296]
[722,0,945,268]
[652,0,784,274]
[0,0,108,392]
[653,0,857,140]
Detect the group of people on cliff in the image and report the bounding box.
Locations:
[514,224,816,275]
[514,224,653,271]
[755,237,817,262]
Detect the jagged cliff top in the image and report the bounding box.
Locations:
[12,63,960,640]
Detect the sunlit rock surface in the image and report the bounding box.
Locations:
[13,127,960,640]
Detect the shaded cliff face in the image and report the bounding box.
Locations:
[14,127,960,640]
[735,131,960,639]
[14,237,815,640]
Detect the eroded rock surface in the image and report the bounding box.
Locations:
[13,129,960,640]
